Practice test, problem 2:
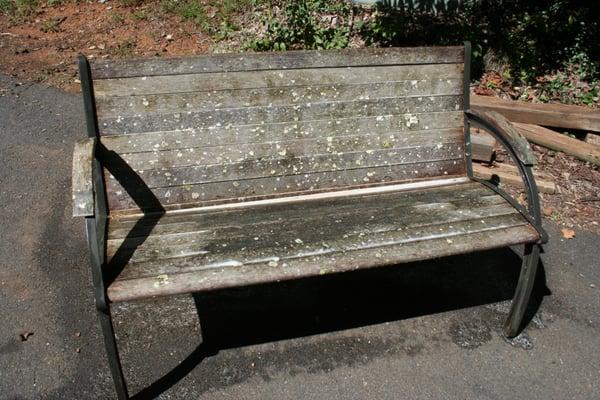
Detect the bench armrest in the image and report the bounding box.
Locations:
[72,137,97,217]
[465,109,547,243]
[466,109,536,166]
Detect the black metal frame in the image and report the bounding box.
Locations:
[79,55,129,400]
[463,108,547,338]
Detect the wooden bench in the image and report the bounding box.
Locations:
[72,44,547,399]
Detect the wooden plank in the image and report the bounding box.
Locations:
[72,138,95,217]
[93,64,463,97]
[106,221,536,302]
[472,94,600,132]
[91,46,464,79]
[110,142,464,189]
[470,131,496,163]
[107,200,518,263]
[584,133,600,146]
[98,95,464,135]
[99,112,464,147]
[110,129,464,170]
[472,163,556,194]
[95,79,464,118]
[513,123,600,166]
[108,187,503,239]
[109,187,522,262]
[105,159,466,212]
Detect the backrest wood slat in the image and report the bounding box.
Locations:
[89,46,468,214]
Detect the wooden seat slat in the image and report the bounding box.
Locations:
[105,182,538,302]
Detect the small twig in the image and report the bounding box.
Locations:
[1,32,19,37]
[580,197,600,202]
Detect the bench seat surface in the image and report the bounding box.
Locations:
[105,180,539,302]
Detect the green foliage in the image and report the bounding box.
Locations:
[360,0,600,85]
[0,0,38,19]
[245,0,352,51]
[162,0,209,29]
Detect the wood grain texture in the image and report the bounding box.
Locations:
[472,163,556,194]
[98,95,463,135]
[72,137,96,217]
[95,79,463,118]
[100,113,464,152]
[105,158,466,212]
[91,46,464,79]
[513,123,600,166]
[94,64,463,97]
[91,47,468,213]
[104,181,539,302]
[472,94,600,132]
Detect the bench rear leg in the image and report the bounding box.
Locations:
[98,307,129,400]
[503,243,540,338]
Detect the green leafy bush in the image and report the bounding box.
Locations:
[360,0,600,84]
[245,0,352,51]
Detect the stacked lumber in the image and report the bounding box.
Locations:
[471,95,600,166]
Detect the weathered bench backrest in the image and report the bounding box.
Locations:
[88,46,468,214]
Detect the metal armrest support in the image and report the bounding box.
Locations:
[465,109,548,243]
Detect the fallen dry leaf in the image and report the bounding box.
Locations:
[19,331,33,341]
[561,228,576,239]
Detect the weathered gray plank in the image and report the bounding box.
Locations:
[110,129,463,170]
[100,112,464,149]
[107,200,518,263]
[96,79,463,118]
[91,46,464,79]
[106,221,537,302]
[98,95,463,135]
[93,64,463,97]
[109,181,487,227]
[72,138,96,217]
[105,159,466,212]
[108,142,465,190]
[108,192,505,240]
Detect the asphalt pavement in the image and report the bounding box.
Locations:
[1,74,598,399]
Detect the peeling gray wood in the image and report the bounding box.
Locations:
[108,224,537,302]
[107,202,519,264]
[108,181,489,229]
[98,95,464,135]
[99,112,463,147]
[105,187,538,302]
[93,64,463,97]
[96,79,463,118]
[72,137,96,217]
[105,159,466,212]
[111,129,464,170]
[91,46,464,79]
[112,142,464,189]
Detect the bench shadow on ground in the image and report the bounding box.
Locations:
[132,248,549,399]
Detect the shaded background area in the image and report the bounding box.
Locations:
[1,74,599,399]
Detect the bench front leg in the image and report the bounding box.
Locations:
[465,109,545,338]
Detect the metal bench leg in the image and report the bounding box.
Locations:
[503,243,540,338]
[98,307,129,400]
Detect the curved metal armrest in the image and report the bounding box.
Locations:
[465,109,548,243]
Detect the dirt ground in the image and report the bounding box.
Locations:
[1,2,599,234]
[0,2,211,91]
